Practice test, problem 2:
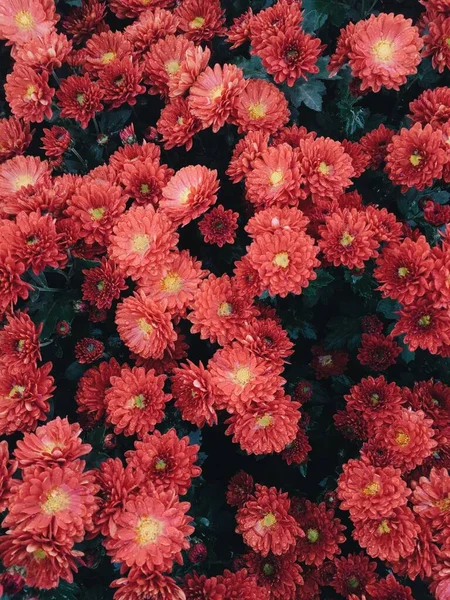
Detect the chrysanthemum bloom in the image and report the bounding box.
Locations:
[227,7,253,49]
[220,568,271,600]
[245,206,309,238]
[157,97,203,152]
[209,342,285,414]
[409,87,450,129]
[272,125,317,149]
[360,123,395,169]
[310,345,349,380]
[14,31,72,71]
[226,471,255,507]
[62,0,106,43]
[5,64,54,124]
[175,0,225,43]
[0,362,54,435]
[233,79,289,135]
[133,326,189,375]
[75,358,121,424]
[111,568,185,600]
[424,199,450,226]
[75,338,104,364]
[108,205,178,280]
[168,45,211,99]
[115,291,177,360]
[98,58,146,109]
[337,458,410,521]
[294,501,346,566]
[226,130,269,183]
[0,118,33,162]
[293,380,313,403]
[249,0,302,52]
[56,74,103,129]
[0,440,16,511]
[81,259,126,311]
[345,376,404,430]
[105,490,193,571]
[123,8,178,57]
[246,229,320,298]
[14,417,91,469]
[0,311,41,369]
[236,485,303,556]
[391,516,439,581]
[298,136,355,200]
[236,317,294,367]
[331,553,377,598]
[119,158,173,208]
[411,467,450,530]
[319,208,379,269]
[376,407,437,471]
[226,392,301,455]
[126,429,201,496]
[4,464,98,540]
[0,0,57,45]
[160,165,219,226]
[357,333,402,372]
[281,428,311,465]
[109,141,161,173]
[243,551,302,600]
[327,21,357,75]
[341,140,370,178]
[347,13,423,92]
[0,249,31,313]
[84,30,132,73]
[0,528,84,590]
[391,300,450,354]
[108,0,171,19]
[431,245,450,308]
[143,34,194,97]
[199,205,239,247]
[0,156,50,206]
[423,16,450,73]
[334,409,369,441]
[365,205,403,244]
[188,63,245,132]
[182,571,227,598]
[171,360,216,427]
[233,256,262,298]
[366,574,414,600]
[41,126,71,159]
[188,274,257,345]
[245,144,305,210]
[404,378,450,428]
[105,366,169,439]
[386,123,447,191]
[257,27,324,87]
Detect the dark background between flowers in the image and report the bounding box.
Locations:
[1,0,449,597]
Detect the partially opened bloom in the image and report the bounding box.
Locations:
[409,87,450,129]
[226,471,254,507]
[75,358,121,424]
[423,16,450,73]
[227,8,253,49]
[366,574,414,600]
[124,8,178,57]
[411,467,450,531]
[357,333,402,371]
[174,0,225,43]
[236,317,294,366]
[0,0,57,45]
[172,360,217,427]
[14,31,71,71]
[75,338,104,363]
[226,130,269,183]
[111,568,185,600]
[157,97,203,151]
[41,126,71,158]
[82,258,127,310]
[281,427,311,465]
[249,0,302,52]
[0,118,33,162]
[360,123,395,169]
[244,550,303,600]
[0,311,41,368]
[199,205,239,247]
[331,553,378,598]
[5,65,54,123]
[233,79,289,135]
[108,0,171,19]
[62,0,106,43]
[143,34,194,97]
[56,74,103,129]
[98,58,146,109]
[310,345,349,379]
[220,568,270,599]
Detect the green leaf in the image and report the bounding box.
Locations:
[399,338,415,364]
[299,321,318,340]
[100,107,133,134]
[65,361,88,381]
[302,0,349,30]
[299,463,308,477]
[432,190,450,205]
[302,269,335,307]
[285,80,326,111]
[324,317,361,350]
[40,582,80,600]
[377,298,401,320]
[232,55,269,80]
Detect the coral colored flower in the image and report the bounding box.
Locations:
[0,0,57,45]
[0,440,16,512]
[171,360,217,428]
[126,429,201,495]
[75,358,121,424]
[0,117,33,162]
[246,229,320,297]
[245,144,305,209]
[189,63,245,133]
[404,378,450,427]
[348,13,423,92]
[424,199,450,226]
[106,365,169,437]
[345,375,404,429]
[123,8,178,57]
[143,34,194,97]
[182,571,227,599]
[199,205,239,247]
[272,124,317,148]
[5,63,54,124]
[244,551,303,600]
[226,130,269,183]
[365,205,403,243]
[98,58,146,109]
[249,0,302,52]
[392,300,450,354]
[75,338,104,363]
[411,467,450,530]
[120,158,173,208]
[360,123,395,169]
[116,291,177,359]
[233,79,289,135]
[236,484,303,556]
[109,141,161,172]
[236,317,294,367]
[169,45,211,99]
[257,27,323,87]
[41,126,71,158]
[175,0,225,43]
[108,204,178,280]
[161,165,219,226]
[386,123,447,191]
[281,428,311,465]
[226,471,255,508]
[56,74,103,129]
[245,206,309,238]
[188,274,257,346]
[328,21,357,76]
[108,0,171,19]
[227,8,253,49]
[0,311,41,368]
[341,140,370,178]
[424,16,450,73]
[220,568,271,599]
[104,490,193,571]
[14,417,91,469]
[0,250,31,313]
[319,208,379,269]
[294,501,346,566]
[14,31,71,71]
[225,392,300,455]
[82,258,127,310]
[157,97,203,152]
[334,408,369,441]
[409,87,450,129]
[357,333,402,371]
[62,0,106,43]
[366,574,414,600]
[310,345,349,379]
[111,568,185,600]
[84,30,132,73]
[0,155,50,204]
[331,553,378,597]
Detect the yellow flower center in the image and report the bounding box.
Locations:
[247,102,266,120]
[318,161,330,175]
[190,15,205,28]
[179,188,191,204]
[140,183,150,194]
[154,458,167,470]
[89,207,105,220]
[273,251,289,268]
[446,37,450,47]
[13,174,33,191]
[41,487,70,514]
[263,563,275,576]
[165,59,181,75]
[419,314,431,327]
[9,384,25,398]
[177,116,184,125]
[409,153,422,167]
[372,39,395,62]
[398,266,409,277]
[97,280,105,291]
[33,549,47,561]
[318,355,333,366]
[435,497,450,512]
[260,512,277,528]
[14,10,34,29]
[340,231,354,247]
[395,430,410,447]
[217,301,232,317]
[269,170,284,186]
[132,394,145,409]
[24,85,36,101]
[377,519,391,534]
[101,51,116,64]
[371,393,380,405]
[256,414,273,428]
[76,93,85,105]
[161,272,182,293]
[233,366,253,386]
[132,233,150,253]
[138,318,153,335]
[348,577,360,589]
[210,85,224,101]
[307,528,320,543]
[135,517,163,546]
[363,481,380,495]
[16,339,25,351]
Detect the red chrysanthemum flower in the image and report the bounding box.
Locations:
[188,274,257,346]
[104,490,194,571]
[168,45,211,99]
[0,362,54,435]
[5,64,54,123]
[0,440,16,512]
[157,97,203,152]
[182,571,227,599]
[41,126,71,158]
[249,0,302,52]
[360,123,395,169]
[62,0,106,43]
[225,391,301,455]
[236,484,303,556]
[409,87,450,129]
[245,144,305,209]
[108,0,171,19]
[235,317,294,367]
[227,7,253,49]
[233,79,289,135]
[171,360,217,428]
[391,300,450,354]
[245,206,309,238]
[365,205,404,244]
[345,375,404,430]
[424,199,450,226]
[411,467,450,531]
[75,338,104,363]
[391,516,439,581]
[347,13,423,92]
[98,58,146,109]
[119,158,173,208]
[0,0,57,45]
[366,574,414,600]
[226,471,255,508]
[424,16,450,73]
[293,380,314,403]
[75,358,121,425]
[341,140,370,178]
[386,123,447,191]
[161,165,219,226]
[199,205,239,247]
[115,291,177,360]
[244,551,303,600]
[281,428,311,465]
[0,311,41,368]
[14,31,71,71]
[56,74,103,129]
[105,366,170,438]
[294,501,345,566]
[220,568,270,600]
[84,30,132,73]
[331,553,378,598]
[109,141,161,172]
[404,378,450,429]
[257,27,323,87]
[319,208,379,269]
[226,130,269,183]
[111,568,185,600]
[188,63,245,133]
[82,258,127,310]
[0,117,33,162]
[361,314,384,334]
[123,8,178,57]
[357,333,402,371]
[174,0,225,43]
[310,345,349,379]
[108,205,178,280]
[272,124,317,148]
[334,408,369,441]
